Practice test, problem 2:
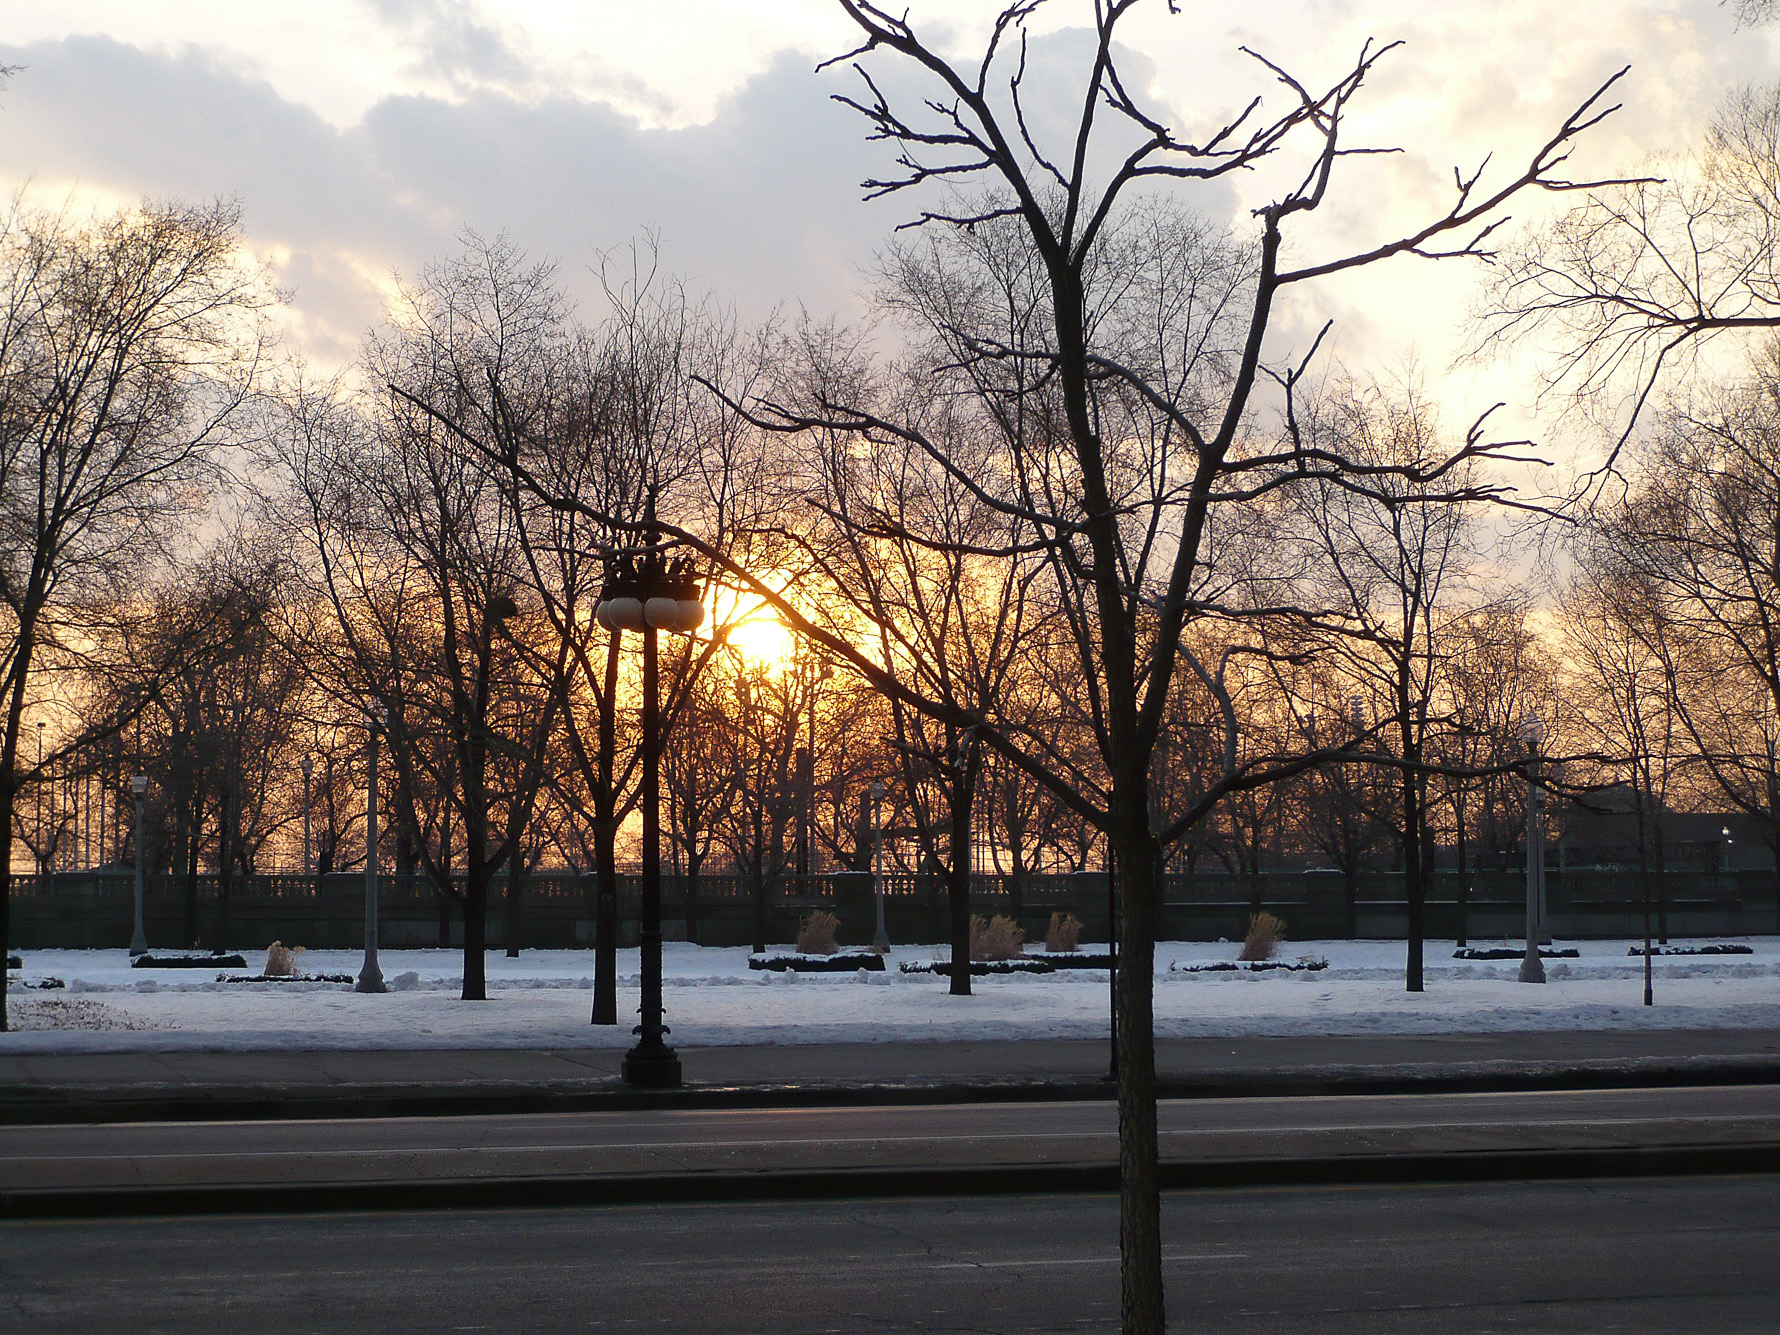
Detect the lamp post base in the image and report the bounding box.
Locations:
[355,953,387,993]
[622,1038,682,1087]
[1518,951,1546,984]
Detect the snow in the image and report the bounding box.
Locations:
[4,937,1780,1054]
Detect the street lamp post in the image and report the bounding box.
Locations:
[129,775,148,956]
[595,527,704,1088]
[1451,712,1477,950]
[870,780,889,952]
[1519,715,1546,985]
[34,721,44,878]
[301,753,314,878]
[356,708,387,994]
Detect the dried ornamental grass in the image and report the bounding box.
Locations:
[1239,911,1287,962]
[1045,911,1084,953]
[263,941,307,977]
[796,909,842,955]
[970,913,1026,961]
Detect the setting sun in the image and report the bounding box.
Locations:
[723,609,797,670]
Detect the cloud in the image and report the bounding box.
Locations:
[0,0,1771,436]
[360,0,533,96]
[0,35,916,363]
[0,24,1254,368]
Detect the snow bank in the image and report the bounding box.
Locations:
[4,937,1778,1053]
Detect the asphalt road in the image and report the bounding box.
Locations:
[5,1176,1778,1333]
[6,1084,1780,1195]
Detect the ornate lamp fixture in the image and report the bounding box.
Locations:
[595,550,705,635]
[594,534,705,1088]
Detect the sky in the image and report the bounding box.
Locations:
[0,1,1774,459]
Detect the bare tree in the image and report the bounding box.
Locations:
[661,664,740,944]
[1282,380,1482,989]
[1595,372,1780,923]
[1560,543,1683,961]
[267,237,566,1001]
[808,669,898,874]
[1281,665,1388,934]
[1480,81,1780,464]
[0,197,269,1027]
[531,6,1628,1326]
[499,247,763,1014]
[787,343,1051,989]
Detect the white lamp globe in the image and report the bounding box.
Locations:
[604,596,646,631]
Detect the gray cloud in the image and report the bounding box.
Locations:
[6,22,1551,384]
[358,0,537,97]
[0,34,905,358]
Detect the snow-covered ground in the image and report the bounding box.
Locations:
[5,937,1780,1053]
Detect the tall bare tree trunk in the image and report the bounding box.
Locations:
[685,844,702,946]
[183,796,204,949]
[593,819,618,1023]
[946,738,981,997]
[1403,760,1426,993]
[1112,812,1162,1335]
[216,786,233,952]
[463,873,489,1000]
[0,781,15,1031]
[592,632,621,1023]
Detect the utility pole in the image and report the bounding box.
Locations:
[301,753,313,878]
[356,708,387,993]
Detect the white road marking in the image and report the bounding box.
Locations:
[936,1253,1247,1268]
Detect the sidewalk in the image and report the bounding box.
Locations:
[5,1029,1780,1123]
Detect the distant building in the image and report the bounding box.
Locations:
[1552,785,1774,874]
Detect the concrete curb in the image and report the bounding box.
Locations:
[6,1055,1780,1125]
[7,1141,1780,1220]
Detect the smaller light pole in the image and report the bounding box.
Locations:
[34,721,44,878]
[870,780,889,952]
[1519,714,1546,985]
[356,707,387,994]
[129,775,148,956]
[301,753,314,878]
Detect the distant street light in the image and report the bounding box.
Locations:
[129,774,148,956]
[870,780,889,952]
[301,753,314,878]
[1519,714,1546,985]
[595,517,704,1088]
[34,721,44,878]
[356,706,388,994]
